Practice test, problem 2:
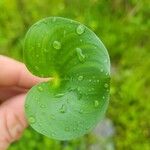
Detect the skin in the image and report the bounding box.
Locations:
[0,55,48,150]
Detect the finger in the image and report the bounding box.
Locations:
[0,55,50,88]
[0,93,27,150]
[0,86,27,102]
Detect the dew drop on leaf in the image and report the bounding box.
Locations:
[50,114,55,120]
[78,75,83,81]
[35,66,39,71]
[40,104,46,108]
[104,83,108,88]
[54,93,64,98]
[65,127,70,132]
[105,72,108,76]
[76,48,85,63]
[94,100,99,107]
[80,39,83,42]
[59,104,67,113]
[76,24,85,35]
[53,40,61,49]
[51,132,56,136]
[29,116,36,124]
[38,86,43,92]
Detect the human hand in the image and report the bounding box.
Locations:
[0,55,48,150]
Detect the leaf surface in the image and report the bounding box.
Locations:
[24,17,110,140]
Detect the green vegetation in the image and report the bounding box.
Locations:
[0,0,149,149]
[24,17,110,140]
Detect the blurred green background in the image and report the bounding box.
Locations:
[0,0,149,149]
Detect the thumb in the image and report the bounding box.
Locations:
[0,93,27,150]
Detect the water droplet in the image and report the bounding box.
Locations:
[59,104,67,113]
[77,87,82,94]
[53,40,61,49]
[76,24,85,35]
[76,87,82,100]
[78,75,83,81]
[80,39,83,42]
[38,86,43,92]
[106,72,109,76]
[76,48,85,63]
[54,93,64,98]
[29,116,36,124]
[104,83,108,88]
[94,100,99,107]
[51,132,56,136]
[65,127,70,132]
[35,66,39,71]
[94,46,97,49]
[40,104,46,108]
[50,114,55,120]
[39,123,42,127]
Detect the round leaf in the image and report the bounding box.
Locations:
[24,17,110,140]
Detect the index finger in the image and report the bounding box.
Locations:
[0,55,50,88]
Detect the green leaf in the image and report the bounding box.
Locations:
[24,17,110,140]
